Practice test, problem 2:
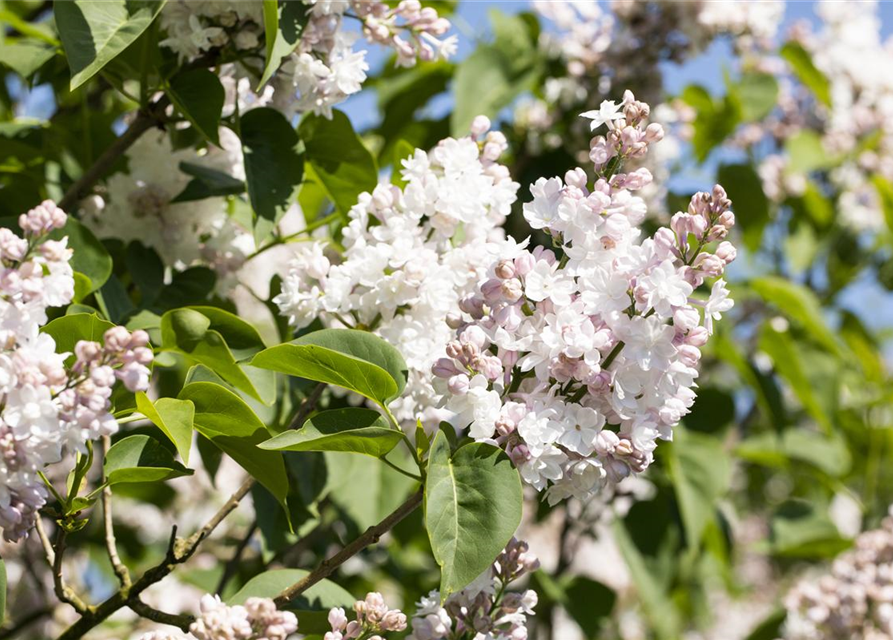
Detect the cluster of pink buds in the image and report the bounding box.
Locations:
[325,592,408,640]
[583,90,666,175]
[18,200,67,238]
[57,327,153,450]
[187,595,298,640]
[408,538,539,640]
[358,0,457,67]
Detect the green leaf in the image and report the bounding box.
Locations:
[451,10,540,134]
[167,69,225,146]
[611,517,680,639]
[228,569,353,634]
[241,107,304,226]
[718,164,769,253]
[425,432,522,597]
[298,110,376,215]
[55,0,167,90]
[781,41,831,107]
[784,130,832,175]
[735,72,779,122]
[154,266,216,311]
[758,324,832,432]
[681,84,741,163]
[180,382,289,506]
[258,0,309,88]
[872,175,893,235]
[744,610,787,640]
[737,429,851,477]
[251,329,407,407]
[49,217,112,294]
[135,392,194,464]
[769,500,851,559]
[323,450,416,529]
[161,308,265,402]
[260,407,402,457]
[667,427,731,548]
[104,435,192,485]
[563,577,615,638]
[750,276,840,354]
[171,162,245,203]
[42,313,115,355]
[0,39,57,79]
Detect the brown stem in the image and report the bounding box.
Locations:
[288,382,326,430]
[56,385,327,640]
[274,489,423,606]
[51,529,90,615]
[101,436,131,588]
[57,97,169,211]
[128,598,194,631]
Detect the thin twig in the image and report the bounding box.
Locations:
[33,517,55,566]
[275,489,423,606]
[288,382,326,430]
[128,599,193,631]
[57,97,168,211]
[215,520,258,595]
[101,435,131,588]
[57,385,328,640]
[52,529,90,614]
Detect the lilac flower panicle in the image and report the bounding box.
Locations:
[0,202,153,541]
[435,91,737,502]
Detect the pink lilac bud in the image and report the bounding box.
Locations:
[677,345,701,367]
[685,326,709,347]
[564,167,588,189]
[433,358,461,379]
[716,241,737,263]
[495,259,516,280]
[470,115,491,138]
[694,253,724,277]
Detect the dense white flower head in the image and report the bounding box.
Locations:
[0,204,153,541]
[276,119,519,425]
[160,0,455,119]
[434,92,737,502]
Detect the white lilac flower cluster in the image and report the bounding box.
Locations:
[323,592,408,640]
[744,0,893,233]
[141,595,298,640]
[160,1,264,61]
[81,128,255,291]
[276,0,456,119]
[160,0,455,120]
[408,537,539,640]
[0,202,154,541]
[275,116,519,424]
[433,93,737,502]
[782,510,893,640]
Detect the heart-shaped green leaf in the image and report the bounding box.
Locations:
[260,407,402,457]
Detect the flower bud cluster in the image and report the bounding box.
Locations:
[782,510,893,640]
[581,90,666,174]
[434,93,737,502]
[162,594,300,640]
[276,119,519,425]
[0,203,153,542]
[324,592,407,640]
[57,326,153,451]
[408,538,539,640]
[276,0,454,119]
[356,0,456,68]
